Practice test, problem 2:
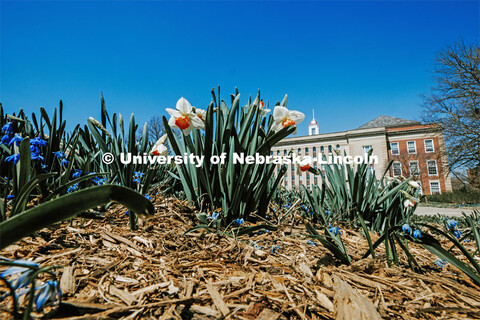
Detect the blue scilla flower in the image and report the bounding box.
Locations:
[6,194,15,200]
[326,210,331,216]
[402,223,412,235]
[328,223,341,236]
[30,137,47,147]
[307,240,317,246]
[208,212,220,221]
[270,245,281,253]
[60,158,69,166]
[233,218,245,226]
[308,211,314,216]
[53,151,66,159]
[8,134,23,147]
[434,258,448,268]
[1,134,11,145]
[446,219,458,230]
[453,230,462,239]
[92,177,107,185]
[0,259,39,294]
[67,183,79,194]
[413,229,422,239]
[2,122,13,135]
[30,145,44,162]
[145,194,152,200]
[72,169,82,179]
[5,154,20,164]
[133,171,145,178]
[125,210,129,215]
[35,280,62,313]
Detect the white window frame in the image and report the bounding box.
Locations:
[409,160,419,175]
[427,160,438,176]
[429,180,441,195]
[390,142,399,155]
[362,145,372,155]
[424,139,435,153]
[392,162,402,177]
[407,141,417,154]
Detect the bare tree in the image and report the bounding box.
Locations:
[147,115,166,143]
[423,40,480,184]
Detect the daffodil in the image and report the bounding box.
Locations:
[151,134,168,156]
[408,180,420,188]
[195,108,206,122]
[271,106,305,133]
[258,99,271,115]
[404,199,416,208]
[166,98,204,135]
[296,157,311,174]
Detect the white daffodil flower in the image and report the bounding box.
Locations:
[151,134,168,156]
[166,98,205,135]
[271,106,305,133]
[408,180,420,188]
[259,99,271,115]
[195,108,206,122]
[404,199,417,208]
[296,157,311,175]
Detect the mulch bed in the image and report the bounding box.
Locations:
[1,195,480,319]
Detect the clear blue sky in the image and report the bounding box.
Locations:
[1,0,478,136]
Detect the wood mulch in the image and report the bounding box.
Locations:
[1,196,480,319]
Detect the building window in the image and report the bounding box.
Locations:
[299,175,303,182]
[336,144,340,150]
[362,145,372,155]
[320,146,324,152]
[284,150,287,155]
[328,145,332,152]
[392,162,402,176]
[425,139,434,153]
[409,161,419,175]
[292,175,295,181]
[430,181,441,195]
[390,142,399,155]
[297,148,302,155]
[313,147,316,153]
[427,160,438,175]
[291,164,294,172]
[277,150,280,155]
[305,147,309,154]
[407,141,417,154]
[307,174,310,180]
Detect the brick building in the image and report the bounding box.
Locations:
[272,115,452,195]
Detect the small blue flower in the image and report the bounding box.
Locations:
[453,230,462,239]
[53,151,66,159]
[35,280,62,312]
[233,218,245,226]
[413,229,422,239]
[92,177,107,185]
[60,158,69,166]
[30,145,44,162]
[5,154,20,164]
[6,194,15,199]
[434,258,448,268]
[1,134,11,145]
[8,134,23,146]
[208,212,220,221]
[464,239,470,243]
[145,194,152,200]
[307,240,317,246]
[72,169,82,179]
[308,211,314,216]
[253,243,262,250]
[30,137,47,147]
[328,223,341,236]
[2,122,13,135]
[325,210,330,216]
[125,210,129,215]
[402,223,412,235]
[446,219,458,231]
[270,245,281,254]
[67,183,79,194]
